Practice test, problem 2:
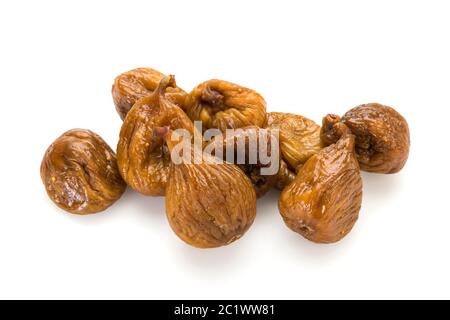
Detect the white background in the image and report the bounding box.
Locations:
[0,0,449,300]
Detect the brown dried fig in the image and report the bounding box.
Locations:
[157,127,257,248]
[185,79,267,132]
[117,76,195,196]
[279,130,362,244]
[112,68,188,120]
[41,129,126,215]
[321,103,410,174]
[265,112,322,171]
[275,159,296,190]
[205,126,279,198]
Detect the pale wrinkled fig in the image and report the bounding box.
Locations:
[185,79,267,132]
[265,112,322,171]
[41,129,126,215]
[321,103,410,174]
[112,68,188,120]
[279,130,362,244]
[117,76,195,196]
[205,126,279,198]
[157,127,257,248]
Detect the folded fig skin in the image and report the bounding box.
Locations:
[266,112,322,172]
[157,127,257,249]
[41,129,126,215]
[117,76,194,196]
[185,79,267,132]
[112,68,188,120]
[279,131,363,244]
[321,103,410,174]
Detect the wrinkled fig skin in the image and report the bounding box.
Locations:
[112,68,188,120]
[279,133,363,244]
[41,129,126,215]
[206,126,279,198]
[161,127,257,248]
[166,162,257,248]
[275,160,296,190]
[185,79,267,132]
[321,103,410,174]
[117,76,195,196]
[266,112,322,171]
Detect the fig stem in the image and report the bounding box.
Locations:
[155,75,176,96]
[323,114,341,131]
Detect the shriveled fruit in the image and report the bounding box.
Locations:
[117,76,195,196]
[185,79,267,132]
[205,126,279,198]
[275,159,296,190]
[265,112,322,171]
[279,130,362,244]
[157,127,257,248]
[112,68,188,120]
[321,103,410,174]
[41,129,126,215]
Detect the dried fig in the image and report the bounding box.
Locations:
[265,112,322,171]
[117,76,195,196]
[321,103,410,173]
[185,79,267,132]
[205,126,279,198]
[41,129,126,215]
[279,130,362,244]
[275,159,296,190]
[157,127,257,248]
[112,68,188,120]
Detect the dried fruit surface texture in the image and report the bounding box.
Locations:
[275,160,296,190]
[266,112,322,171]
[41,129,126,214]
[159,125,257,248]
[166,160,257,248]
[279,132,362,243]
[321,103,410,173]
[186,79,267,132]
[117,76,194,196]
[205,126,279,197]
[112,68,187,120]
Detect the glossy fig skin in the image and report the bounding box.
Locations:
[185,79,267,132]
[41,129,126,215]
[205,126,279,198]
[265,112,322,171]
[279,132,362,244]
[166,162,257,248]
[117,76,195,196]
[165,145,257,248]
[321,103,410,174]
[112,68,188,120]
[275,160,296,191]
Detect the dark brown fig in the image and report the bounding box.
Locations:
[265,112,322,171]
[116,76,195,196]
[205,126,280,198]
[112,68,188,120]
[185,79,267,132]
[41,129,126,215]
[156,127,257,248]
[321,103,410,174]
[279,130,363,244]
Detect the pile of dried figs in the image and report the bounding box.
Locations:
[41,67,410,248]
